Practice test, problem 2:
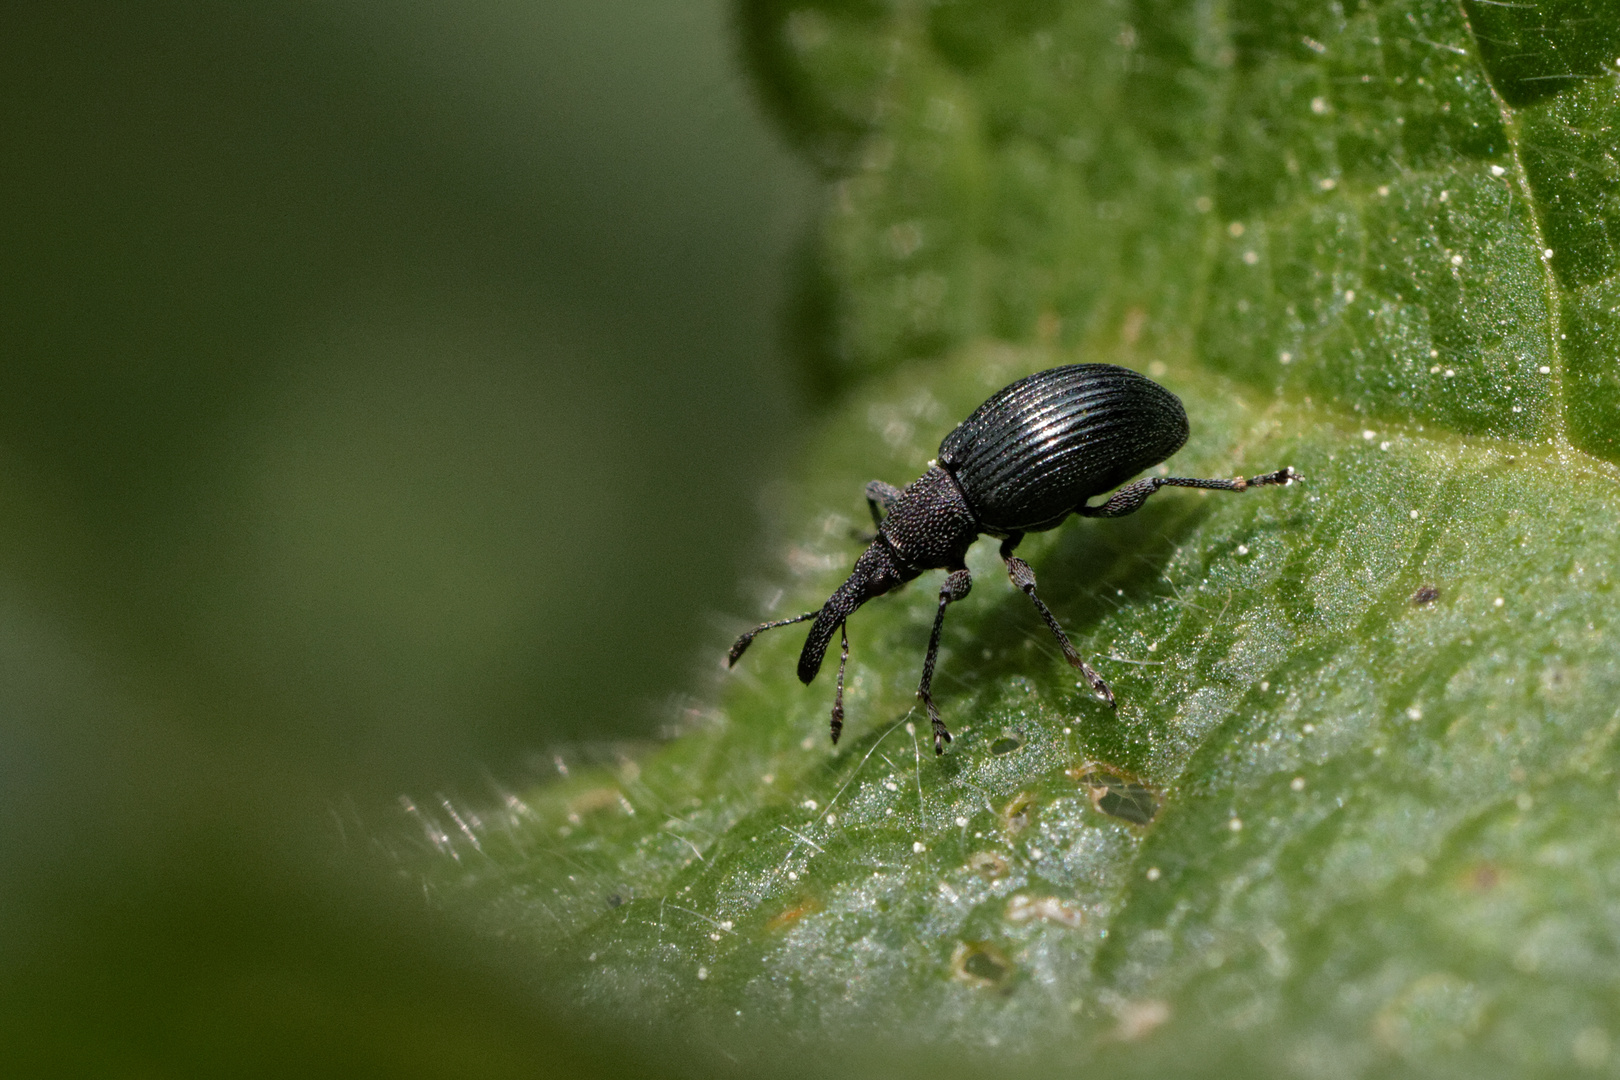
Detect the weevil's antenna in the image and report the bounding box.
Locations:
[728,611,817,667]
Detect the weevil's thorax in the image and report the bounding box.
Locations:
[878,464,981,571]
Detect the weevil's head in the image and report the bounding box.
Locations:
[797,540,911,684]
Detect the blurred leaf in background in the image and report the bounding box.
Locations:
[0,0,808,1072]
[416,0,1620,1077]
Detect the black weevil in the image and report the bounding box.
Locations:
[729,363,1299,754]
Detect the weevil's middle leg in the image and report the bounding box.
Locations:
[917,568,972,754]
[1079,466,1300,518]
[999,536,1114,707]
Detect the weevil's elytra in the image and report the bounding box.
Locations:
[939,366,1189,532]
[728,363,1301,755]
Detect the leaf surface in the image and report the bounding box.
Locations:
[413,2,1620,1074]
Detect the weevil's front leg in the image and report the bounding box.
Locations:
[829,622,850,745]
[999,536,1114,707]
[1079,466,1301,519]
[865,480,904,530]
[917,567,972,754]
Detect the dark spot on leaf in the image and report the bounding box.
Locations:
[968,851,1010,880]
[1463,862,1502,892]
[951,941,1014,988]
[607,893,623,908]
[1073,764,1161,825]
[989,735,1024,755]
[1412,585,1440,605]
[1541,663,1576,701]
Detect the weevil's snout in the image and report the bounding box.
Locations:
[797,541,906,684]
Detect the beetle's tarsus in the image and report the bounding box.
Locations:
[1248,466,1300,488]
[920,692,952,755]
[1080,662,1115,707]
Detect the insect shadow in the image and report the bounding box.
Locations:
[812,492,1222,776]
[955,493,1215,685]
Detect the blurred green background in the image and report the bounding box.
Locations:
[0,1,809,1071]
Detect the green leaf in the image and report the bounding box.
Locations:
[414,1,1620,1074]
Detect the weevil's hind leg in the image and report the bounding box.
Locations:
[728,610,819,667]
[999,536,1114,707]
[916,568,972,754]
[1074,478,1158,520]
[1079,466,1301,519]
[865,480,904,530]
[829,622,850,744]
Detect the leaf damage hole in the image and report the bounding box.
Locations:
[1071,764,1161,825]
[951,941,1014,988]
[1000,792,1038,834]
[968,851,1010,880]
[989,733,1025,755]
[1005,894,1083,927]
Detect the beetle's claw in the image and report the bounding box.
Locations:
[1073,659,1115,708]
[920,694,952,754]
[1247,466,1301,489]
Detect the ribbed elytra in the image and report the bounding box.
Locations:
[939,365,1189,532]
[728,364,1302,755]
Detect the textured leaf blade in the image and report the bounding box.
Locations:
[412,1,1620,1074]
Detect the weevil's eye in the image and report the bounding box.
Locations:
[869,567,901,594]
